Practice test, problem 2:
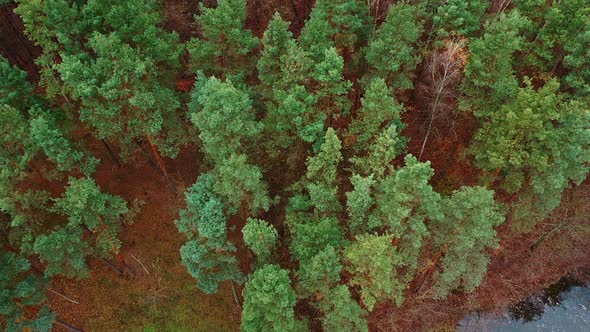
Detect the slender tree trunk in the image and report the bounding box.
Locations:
[55,319,84,332]
[145,134,178,194]
[100,139,122,168]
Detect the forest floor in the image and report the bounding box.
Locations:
[47,144,241,331]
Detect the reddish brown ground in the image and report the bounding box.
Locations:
[47,144,241,331]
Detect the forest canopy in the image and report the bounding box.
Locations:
[1,0,589,331]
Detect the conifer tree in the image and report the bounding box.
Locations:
[241,264,303,332]
[460,10,530,116]
[188,0,259,78]
[347,78,404,152]
[0,251,55,332]
[319,285,368,332]
[564,26,590,96]
[296,246,342,299]
[429,186,504,298]
[176,174,242,294]
[242,218,278,266]
[344,234,404,311]
[0,56,35,110]
[365,2,424,91]
[257,13,296,88]
[433,0,489,38]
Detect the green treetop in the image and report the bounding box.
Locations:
[257,13,296,88]
[433,0,489,38]
[564,25,590,96]
[188,0,259,78]
[296,246,342,299]
[242,218,278,266]
[29,110,98,176]
[176,174,242,293]
[430,186,505,298]
[52,177,129,257]
[241,264,304,332]
[348,78,404,152]
[365,2,424,91]
[319,285,368,332]
[312,47,352,114]
[0,56,35,110]
[33,225,90,278]
[0,251,55,332]
[290,216,346,263]
[190,77,262,163]
[350,125,403,178]
[460,10,530,116]
[344,234,404,311]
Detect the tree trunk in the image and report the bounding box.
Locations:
[0,3,41,80]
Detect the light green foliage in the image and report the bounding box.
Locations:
[350,125,402,178]
[345,175,375,235]
[312,47,352,114]
[242,218,278,265]
[296,246,342,298]
[470,79,589,224]
[290,217,345,262]
[344,234,404,311]
[461,11,530,116]
[52,177,128,257]
[241,264,303,332]
[370,156,442,258]
[433,0,489,38]
[29,111,98,175]
[176,174,242,293]
[305,128,343,214]
[258,13,296,88]
[431,186,504,298]
[212,154,271,214]
[365,2,424,91]
[298,9,335,63]
[34,225,89,278]
[348,78,404,152]
[188,0,259,77]
[319,285,368,332]
[0,251,55,332]
[0,56,35,110]
[190,77,262,162]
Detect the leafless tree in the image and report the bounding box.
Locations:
[417,39,467,160]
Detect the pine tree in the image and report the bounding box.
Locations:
[471,79,590,227]
[0,56,35,110]
[344,234,404,311]
[349,125,403,178]
[241,264,303,332]
[52,177,129,257]
[0,251,55,332]
[188,0,259,78]
[312,47,352,114]
[176,174,242,294]
[296,246,342,299]
[433,0,489,38]
[290,217,346,263]
[242,218,278,266]
[257,13,296,88]
[564,26,590,96]
[365,2,424,91]
[33,225,90,278]
[460,10,530,116]
[319,285,368,332]
[345,175,375,235]
[347,78,404,152]
[429,186,504,298]
[190,77,262,163]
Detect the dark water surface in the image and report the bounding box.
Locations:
[459,276,590,331]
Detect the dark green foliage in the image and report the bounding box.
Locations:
[365,2,424,91]
[296,246,342,298]
[433,0,489,38]
[242,218,278,265]
[241,264,303,332]
[0,56,34,110]
[290,217,346,262]
[319,285,368,332]
[564,26,590,95]
[461,11,530,116]
[430,186,505,298]
[176,174,242,293]
[0,251,55,332]
[257,13,296,88]
[33,225,89,278]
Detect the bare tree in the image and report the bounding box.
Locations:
[417,39,467,160]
